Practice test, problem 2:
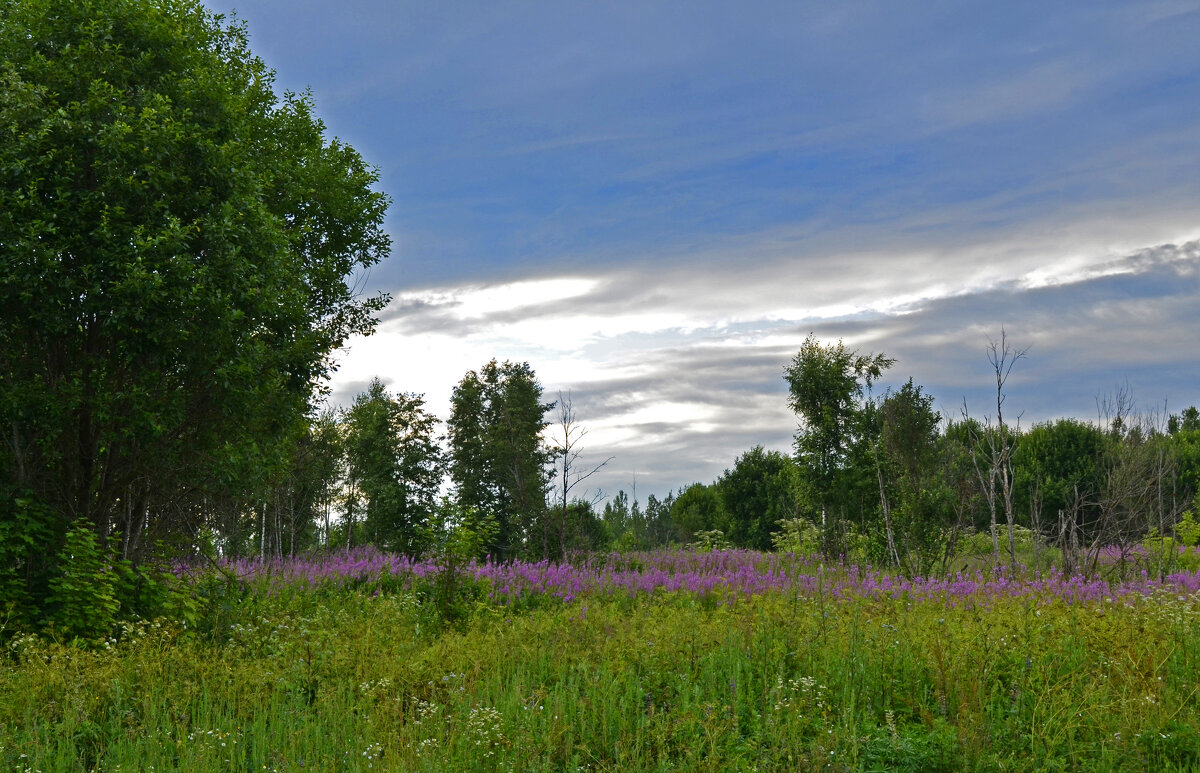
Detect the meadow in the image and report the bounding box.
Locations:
[4,548,1200,772]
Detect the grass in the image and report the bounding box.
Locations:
[3,551,1200,771]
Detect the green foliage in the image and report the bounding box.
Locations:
[1013,418,1106,537]
[448,360,554,559]
[1178,501,1200,547]
[1168,406,1200,435]
[771,517,820,555]
[717,446,801,550]
[4,562,1200,771]
[962,525,1036,557]
[879,379,942,483]
[0,495,53,631]
[1171,427,1200,516]
[44,521,122,642]
[1139,534,1200,576]
[0,0,391,626]
[939,419,992,533]
[690,529,733,552]
[642,492,677,548]
[669,483,725,543]
[420,498,497,628]
[604,489,674,551]
[539,500,611,558]
[784,334,894,512]
[875,379,953,575]
[343,378,442,555]
[860,718,960,772]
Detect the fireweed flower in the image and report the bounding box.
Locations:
[174,546,1200,609]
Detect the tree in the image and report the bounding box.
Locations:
[0,0,390,622]
[343,379,442,556]
[604,489,651,551]
[876,379,949,574]
[643,491,677,547]
[940,418,991,552]
[1169,407,1200,436]
[784,335,893,532]
[716,446,801,550]
[547,391,611,559]
[1013,418,1106,566]
[1170,417,1200,519]
[308,409,346,550]
[1091,393,1183,577]
[669,483,724,544]
[987,331,1027,567]
[252,417,342,560]
[552,500,610,557]
[960,330,1027,567]
[447,360,554,559]
[602,490,633,544]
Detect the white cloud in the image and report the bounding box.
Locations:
[409,276,600,318]
[329,220,1200,501]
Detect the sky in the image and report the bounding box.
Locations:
[206,0,1200,502]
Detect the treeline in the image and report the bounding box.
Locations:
[188,360,613,564]
[188,335,1200,583]
[668,335,1200,577]
[199,358,676,564]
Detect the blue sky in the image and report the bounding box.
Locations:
[208,0,1200,501]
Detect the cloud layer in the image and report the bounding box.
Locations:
[332,232,1200,500]
[201,0,1200,499]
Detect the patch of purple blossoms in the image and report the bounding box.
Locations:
[176,546,1200,607]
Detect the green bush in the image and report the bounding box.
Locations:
[423,499,498,628]
[1176,504,1200,547]
[690,529,732,553]
[0,494,52,632]
[772,517,820,556]
[45,520,122,642]
[962,525,1036,557]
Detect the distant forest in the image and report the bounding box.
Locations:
[98,333,1196,585]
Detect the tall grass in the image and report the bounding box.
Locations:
[3,550,1200,771]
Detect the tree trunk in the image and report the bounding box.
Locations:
[874,449,900,568]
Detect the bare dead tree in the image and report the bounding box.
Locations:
[1029,476,1043,571]
[1092,388,1182,579]
[550,391,612,558]
[988,329,1028,567]
[1096,380,1135,440]
[873,443,901,569]
[958,330,1028,569]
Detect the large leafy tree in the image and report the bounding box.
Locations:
[1168,408,1200,519]
[343,379,442,556]
[784,335,893,532]
[876,379,951,574]
[669,483,724,544]
[1013,419,1106,543]
[0,0,390,608]
[447,360,553,559]
[716,446,801,551]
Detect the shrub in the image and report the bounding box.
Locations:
[45,520,122,642]
[690,529,732,553]
[0,494,52,633]
[1176,504,1200,547]
[772,517,820,555]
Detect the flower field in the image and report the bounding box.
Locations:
[198,545,1200,606]
[5,548,1200,771]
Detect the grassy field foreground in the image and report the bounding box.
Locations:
[3,551,1200,771]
